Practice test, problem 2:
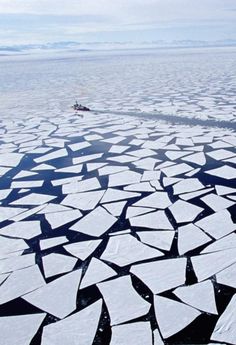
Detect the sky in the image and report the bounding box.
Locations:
[0,0,236,45]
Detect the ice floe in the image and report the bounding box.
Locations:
[101,234,163,266]
[97,275,150,325]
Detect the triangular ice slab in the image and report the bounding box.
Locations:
[0,313,45,345]
[80,258,116,289]
[23,269,82,319]
[154,296,200,338]
[174,280,217,314]
[130,257,186,293]
[41,299,102,345]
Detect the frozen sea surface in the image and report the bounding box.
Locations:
[0,47,236,122]
[0,48,235,345]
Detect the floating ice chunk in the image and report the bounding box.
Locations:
[124,182,155,192]
[62,177,101,194]
[109,145,129,154]
[150,180,163,190]
[103,136,125,144]
[126,206,155,219]
[175,138,194,146]
[109,229,131,236]
[108,171,141,187]
[205,165,236,180]
[70,206,117,237]
[201,193,234,212]
[38,203,71,214]
[179,187,214,201]
[0,313,45,345]
[133,191,171,209]
[130,257,186,293]
[64,240,102,260]
[62,190,105,211]
[80,258,116,289]
[103,201,126,217]
[192,136,213,144]
[162,144,180,151]
[211,294,236,344]
[0,153,24,167]
[99,165,129,176]
[85,134,103,141]
[137,231,174,251]
[86,162,107,172]
[101,188,141,203]
[73,153,103,165]
[41,299,102,345]
[18,188,30,194]
[31,163,55,171]
[207,149,235,161]
[173,178,204,195]
[0,220,41,239]
[195,210,235,239]
[154,328,164,345]
[185,167,201,177]
[162,163,193,177]
[42,253,77,278]
[40,236,68,250]
[51,176,83,187]
[174,280,217,314]
[101,234,163,266]
[216,184,236,196]
[216,263,236,288]
[0,249,24,260]
[209,141,233,149]
[201,233,236,254]
[141,171,161,181]
[0,253,35,274]
[181,152,206,166]
[224,156,236,164]
[163,177,182,187]
[191,248,236,281]
[169,200,203,223]
[0,236,28,258]
[97,275,150,325]
[0,189,12,200]
[0,273,9,285]
[11,193,56,206]
[11,180,44,189]
[0,265,45,305]
[12,204,47,221]
[178,224,211,255]
[110,322,153,345]
[142,141,166,150]
[154,296,200,338]
[155,161,176,170]
[165,151,192,160]
[133,157,160,170]
[55,164,83,174]
[68,141,91,151]
[0,166,11,176]
[23,269,82,319]
[130,210,173,230]
[29,147,52,154]
[13,170,37,179]
[45,209,82,229]
[184,145,204,152]
[34,148,68,163]
[127,148,157,158]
